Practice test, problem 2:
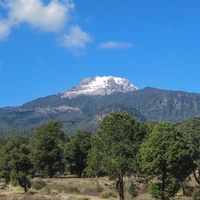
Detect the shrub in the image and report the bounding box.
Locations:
[32,180,46,190]
[54,185,65,193]
[82,187,95,195]
[192,188,200,200]
[40,186,51,195]
[184,186,193,197]
[63,185,79,193]
[100,190,117,199]
[128,182,138,197]
[95,180,103,193]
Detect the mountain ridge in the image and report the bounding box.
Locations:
[0,76,200,137]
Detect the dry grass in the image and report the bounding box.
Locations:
[0,177,116,200]
[0,176,198,200]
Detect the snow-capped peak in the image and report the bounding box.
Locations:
[61,76,138,98]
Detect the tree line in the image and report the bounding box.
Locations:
[0,113,200,200]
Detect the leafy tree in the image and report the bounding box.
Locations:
[178,117,200,185]
[0,136,33,192]
[145,120,159,134]
[140,123,195,200]
[86,112,146,200]
[0,137,6,146]
[65,130,92,177]
[30,121,65,178]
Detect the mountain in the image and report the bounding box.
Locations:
[0,76,200,137]
[61,76,138,98]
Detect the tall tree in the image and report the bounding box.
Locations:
[0,136,33,192]
[30,121,65,178]
[178,117,200,185]
[65,130,92,177]
[87,113,146,200]
[140,123,195,200]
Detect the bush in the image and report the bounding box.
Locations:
[128,182,138,197]
[192,188,200,200]
[63,185,79,193]
[54,185,65,193]
[32,180,46,190]
[184,186,193,196]
[95,180,103,193]
[100,190,117,199]
[40,186,51,195]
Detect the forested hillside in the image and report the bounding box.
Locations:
[1,87,200,137]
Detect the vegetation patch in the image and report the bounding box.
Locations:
[192,188,200,200]
[128,182,139,197]
[32,179,46,190]
[100,190,118,199]
[39,186,51,195]
[63,185,80,193]
[2,114,200,200]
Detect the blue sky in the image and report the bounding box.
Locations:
[0,0,200,107]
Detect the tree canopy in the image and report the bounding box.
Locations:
[0,136,32,192]
[178,117,200,185]
[0,116,199,198]
[30,121,65,178]
[140,122,195,200]
[87,112,146,200]
[65,130,92,177]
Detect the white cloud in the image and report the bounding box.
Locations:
[0,0,92,52]
[61,26,92,51]
[99,41,133,49]
[0,0,74,39]
[7,0,74,32]
[0,19,11,40]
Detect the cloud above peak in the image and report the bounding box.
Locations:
[61,26,92,50]
[0,0,91,52]
[99,41,133,49]
[0,0,74,39]
[7,0,74,32]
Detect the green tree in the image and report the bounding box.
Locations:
[87,112,146,200]
[178,117,200,185]
[30,121,65,178]
[0,137,6,146]
[140,123,195,200]
[65,130,92,177]
[0,136,33,192]
[146,120,159,135]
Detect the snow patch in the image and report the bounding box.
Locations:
[61,76,138,98]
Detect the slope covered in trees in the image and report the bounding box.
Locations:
[1,87,200,137]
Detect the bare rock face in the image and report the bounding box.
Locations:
[61,76,138,98]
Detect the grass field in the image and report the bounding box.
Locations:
[0,176,197,200]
